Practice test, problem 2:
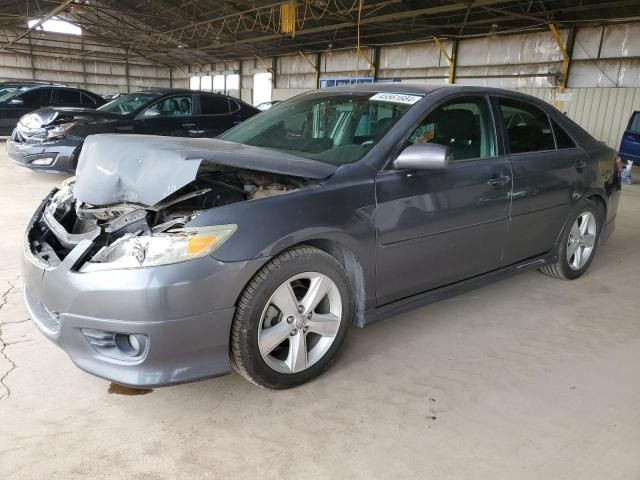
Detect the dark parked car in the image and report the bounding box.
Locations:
[619,110,640,166]
[0,83,104,135]
[22,85,621,389]
[7,88,259,173]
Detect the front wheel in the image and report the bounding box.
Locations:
[540,201,601,280]
[230,247,353,389]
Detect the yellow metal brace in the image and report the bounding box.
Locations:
[255,54,274,74]
[548,23,569,92]
[433,36,455,84]
[298,51,319,88]
[356,48,376,78]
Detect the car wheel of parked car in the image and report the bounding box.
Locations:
[540,200,602,280]
[230,246,353,389]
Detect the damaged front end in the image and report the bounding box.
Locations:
[26,167,303,272]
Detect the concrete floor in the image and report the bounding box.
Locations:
[1,146,639,480]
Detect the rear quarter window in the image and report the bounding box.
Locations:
[628,112,640,133]
[551,118,577,149]
[81,93,97,106]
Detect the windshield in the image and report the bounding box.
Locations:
[0,87,19,102]
[219,92,419,165]
[97,92,161,115]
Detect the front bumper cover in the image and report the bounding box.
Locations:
[22,194,268,387]
[7,135,81,173]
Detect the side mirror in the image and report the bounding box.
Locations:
[393,143,452,170]
[8,98,24,106]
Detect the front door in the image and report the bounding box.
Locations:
[0,87,52,133]
[134,94,197,137]
[375,95,512,306]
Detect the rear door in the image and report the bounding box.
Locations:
[496,96,587,264]
[620,111,640,165]
[134,94,197,136]
[195,93,237,137]
[374,94,512,305]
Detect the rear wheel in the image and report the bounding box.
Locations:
[230,246,352,389]
[540,201,601,280]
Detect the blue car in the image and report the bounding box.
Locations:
[619,111,640,165]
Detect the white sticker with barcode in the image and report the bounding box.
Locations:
[369,92,422,105]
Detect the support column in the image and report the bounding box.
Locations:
[373,46,381,82]
[315,53,321,89]
[81,36,88,88]
[27,33,36,80]
[125,54,130,93]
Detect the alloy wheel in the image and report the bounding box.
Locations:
[566,211,597,270]
[257,272,343,374]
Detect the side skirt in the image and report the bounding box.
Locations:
[363,253,557,326]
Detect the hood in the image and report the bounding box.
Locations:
[74,134,336,206]
[20,107,120,129]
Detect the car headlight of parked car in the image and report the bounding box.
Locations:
[80,225,237,272]
[46,122,77,140]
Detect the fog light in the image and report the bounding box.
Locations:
[115,333,147,357]
[31,156,54,166]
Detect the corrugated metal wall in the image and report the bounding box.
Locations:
[0,29,174,95]
[519,87,640,149]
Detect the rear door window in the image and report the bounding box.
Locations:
[57,89,81,105]
[498,98,555,154]
[200,95,230,115]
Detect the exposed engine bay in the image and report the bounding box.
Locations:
[27,166,303,268]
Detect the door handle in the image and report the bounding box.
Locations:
[573,160,587,170]
[181,123,196,127]
[486,175,511,186]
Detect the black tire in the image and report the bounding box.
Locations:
[540,200,602,280]
[230,246,353,389]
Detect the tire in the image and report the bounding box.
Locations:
[540,200,602,280]
[230,246,353,389]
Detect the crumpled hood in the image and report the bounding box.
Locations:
[20,107,119,129]
[73,134,336,206]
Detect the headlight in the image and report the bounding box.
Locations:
[80,225,237,272]
[46,122,76,139]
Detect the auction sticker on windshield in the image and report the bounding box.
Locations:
[369,92,422,105]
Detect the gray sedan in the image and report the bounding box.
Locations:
[22,85,621,389]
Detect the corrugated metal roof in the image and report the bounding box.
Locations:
[1,1,639,66]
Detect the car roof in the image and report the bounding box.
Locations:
[130,88,233,96]
[319,83,546,100]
